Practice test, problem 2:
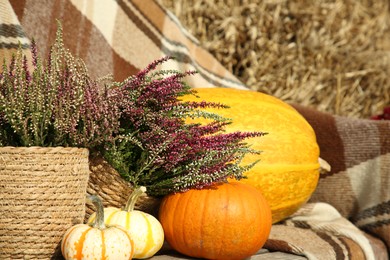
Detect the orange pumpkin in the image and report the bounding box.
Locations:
[181,88,320,223]
[159,182,272,260]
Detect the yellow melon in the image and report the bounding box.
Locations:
[181,88,320,223]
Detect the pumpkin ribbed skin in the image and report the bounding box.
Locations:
[159,182,272,260]
[61,223,134,260]
[88,208,164,259]
[181,88,320,223]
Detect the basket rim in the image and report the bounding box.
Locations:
[0,146,89,154]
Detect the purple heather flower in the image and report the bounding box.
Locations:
[0,25,121,148]
[31,39,38,67]
[102,56,266,196]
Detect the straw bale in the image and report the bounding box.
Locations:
[160,0,390,118]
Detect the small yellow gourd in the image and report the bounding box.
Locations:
[61,195,134,260]
[88,187,164,259]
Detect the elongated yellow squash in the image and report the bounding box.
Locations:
[182,88,320,223]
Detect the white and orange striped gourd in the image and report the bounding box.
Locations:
[61,195,134,260]
[88,187,164,259]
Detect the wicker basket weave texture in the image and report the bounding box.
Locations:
[86,155,161,221]
[0,146,90,259]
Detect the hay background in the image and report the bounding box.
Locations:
[160,0,390,118]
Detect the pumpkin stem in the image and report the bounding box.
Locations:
[87,195,106,229]
[124,186,147,212]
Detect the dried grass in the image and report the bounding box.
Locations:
[160,0,390,118]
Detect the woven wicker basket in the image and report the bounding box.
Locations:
[86,155,161,221]
[0,146,90,259]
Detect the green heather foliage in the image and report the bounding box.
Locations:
[0,24,266,196]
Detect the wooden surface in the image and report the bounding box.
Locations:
[153,248,307,260]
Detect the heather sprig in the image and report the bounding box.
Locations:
[103,57,266,196]
[0,23,120,147]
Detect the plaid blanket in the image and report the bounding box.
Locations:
[1,0,389,259]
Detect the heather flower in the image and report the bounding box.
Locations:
[0,23,120,148]
[103,57,266,196]
[0,22,266,196]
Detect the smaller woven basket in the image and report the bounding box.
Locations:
[0,146,90,259]
[86,155,161,221]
